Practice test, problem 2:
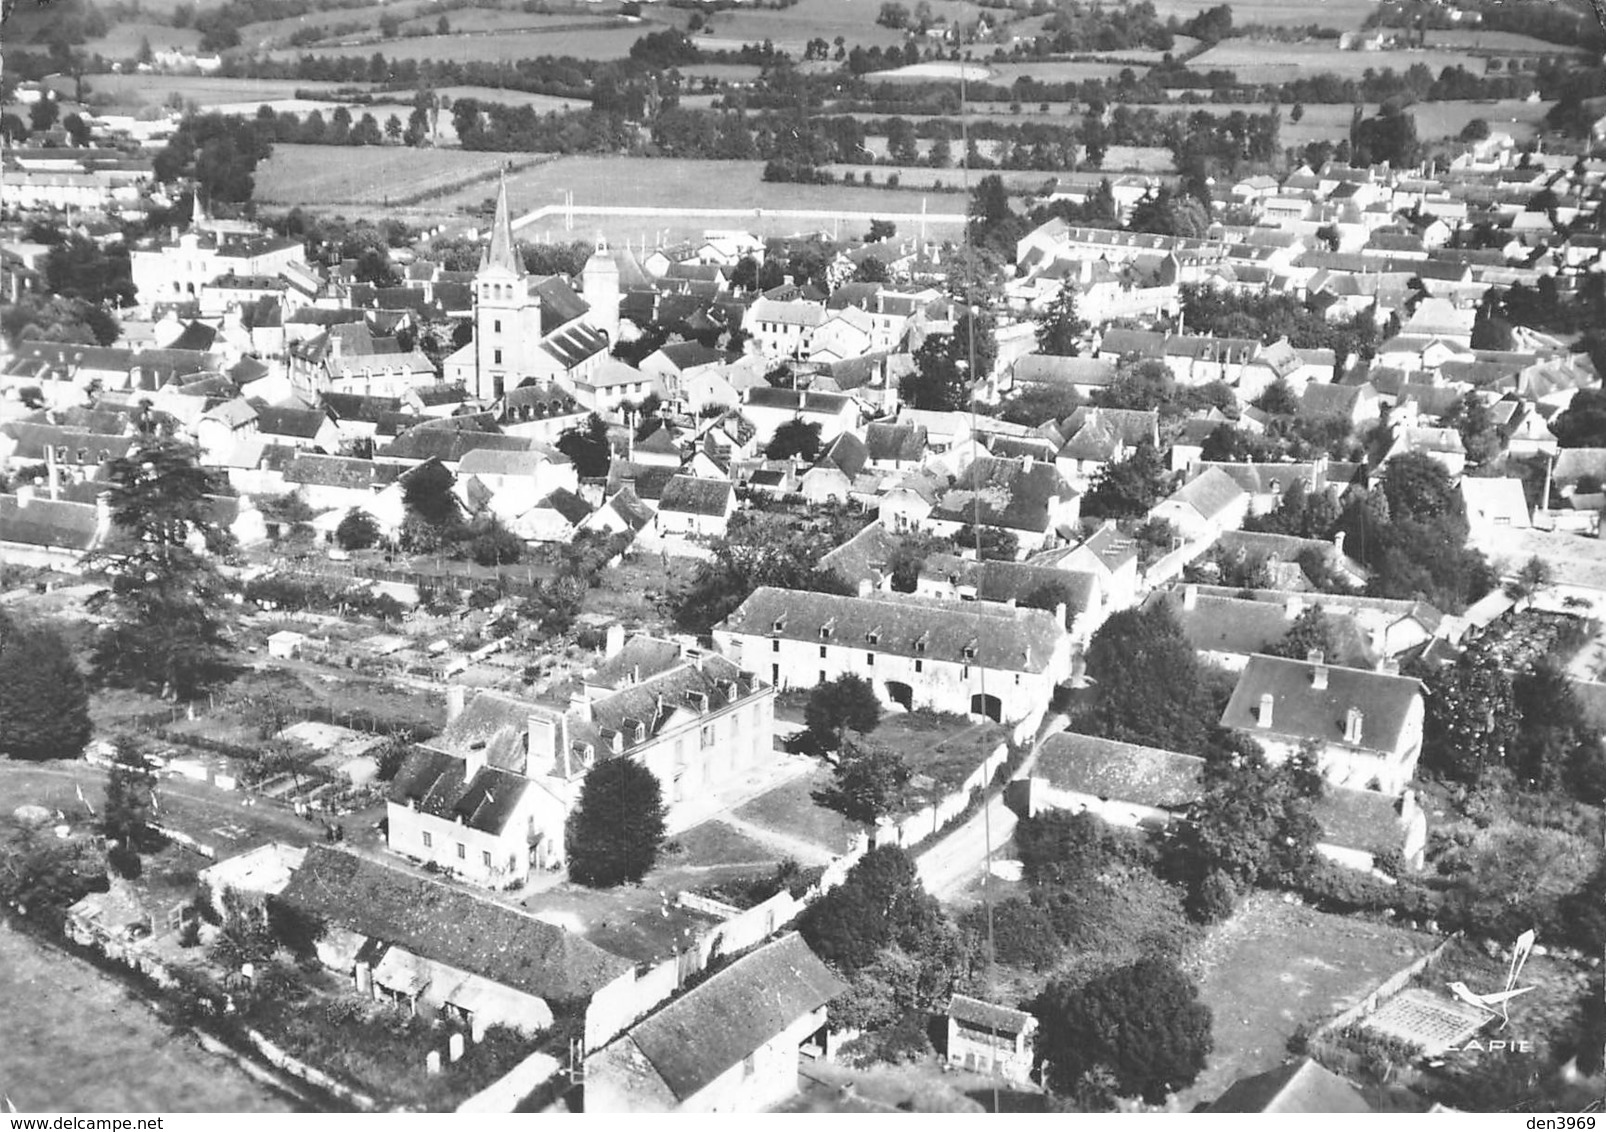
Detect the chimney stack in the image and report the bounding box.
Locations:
[1332,530,1346,557]
[858,578,874,598]
[569,689,593,723]
[1286,594,1304,620]
[1258,693,1274,728]
[464,740,487,783]
[1183,584,1198,611]
[1309,650,1328,689]
[605,623,626,658]
[1344,706,1364,744]
[447,684,466,723]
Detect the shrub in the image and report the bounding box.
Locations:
[1185,870,1237,923]
[335,508,381,551]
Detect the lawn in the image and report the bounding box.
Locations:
[684,0,911,53]
[732,765,863,858]
[81,20,203,58]
[987,60,1154,83]
[872,712,1008,801]
[253,143,525,208]
[1173,892,1437,1111]
[80,74,364,114]
[1417,28,1592,54]
[0,924,297,1112]
[667,818,782,870]
[1188,38,1484,82]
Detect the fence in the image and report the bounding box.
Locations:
[149,820,219,860]
[1314,932,1462,1038]
[245,1028,378,1112]
[581,830,872,1054]
[876,742,1008,849]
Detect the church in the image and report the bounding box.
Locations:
[443,178,628,404]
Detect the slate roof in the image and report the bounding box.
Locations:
[1012,354,1117,389]
[658,475,732,517]
[254,405,331,440]
[819,431,868,477]
[1221,654,1423,754]
[931,455,1076,534]
[536,488,591,525]
[922,553,1096,614]
[1207,1059,1372,1113]
[322,392,405,423]
[382,428,535,465]
[653,341,723,371]
[458,447,568,478]
[283,454,394,491]
[1033,732,1203,809]
[0,494,100,550]
[864,421,927,464]
[277,847,631,1005]
[949,993,1034,1035]
[720,587,1065,674]
[388,748,533,836]
[1145,590,1375,667]
[597,486,654,533]
[607,462,677,502]
[744,387,851,415]
[818,518,904,588]
[1163,466,1247,521]
[616,934,844,1103]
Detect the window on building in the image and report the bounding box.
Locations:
[915,660,924,674]
[742,1054,756,1077]
[819,645,827,659]
[772,639,780,652]
[866,652,875,666]
[493,319,502,333]
[482,850,492,868]
[493,348,503,365]
[422,831,432,848]
[456,842,466,859]
[962,665,971,679]
[700,724,715,749]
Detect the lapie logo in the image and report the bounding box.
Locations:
[1447,928,1538,1031]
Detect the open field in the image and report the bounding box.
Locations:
[683,0,912,53]
[0,924,299,1113]
[1146,0,1376,27]
[987,59,1155,83]
[235,0,443,51]
[1189,38,1485,81]
[254,144,532,208]
[267,22,649,63]
[1416,28,1592,54]
[81,20,203,58]
[76,73,369,114]
[1173,893,1437,1111]
[865,61,999,83]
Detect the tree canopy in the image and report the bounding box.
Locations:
[1035,285,1087,357]
[0,616,91,762]
[566,757,667,887]
[1080,604,1214,754]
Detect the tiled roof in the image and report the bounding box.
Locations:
[922,552,1096,613]
[1207,1059,1372,1113]
[1163,466,1247,521]
[744,387,851,415]
[254,405,330,439]
[617,934,844,1103]
[1145,590,1375,668]
[864,422,926,464]
[0,494,100,550]
[537,488,591,525]
[720,586,1065,674]
[1012,354,1117,388]
[283,453,392,491]
[930,454,1076,533]
[1034,732,1203,809]
[657,475,731,517]
[1221,654,1423,754]
[278,847,631,1004]
[388,748,532,836]
[382,428,535,465]
[949,993,1034,1034]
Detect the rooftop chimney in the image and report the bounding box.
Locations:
[1183,584,1198,611]
[1332,530,1346,557]
[569,689,593,723]
[1258,693,1274,729]
[464,740,487,783]
[446,684,466,723]
[1309,650,1328,689]
[1344,706,1364,744]
[605,623,626,658]
[858,578,874,598]
[1286,594,1304,620]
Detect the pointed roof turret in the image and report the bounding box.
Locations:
[481,173,524,276]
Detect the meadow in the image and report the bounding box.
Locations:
[987,59,1156,83]
[79,73,358,114]
[81,20,203,59]
[267,21,650,63]
[1146,0,1377,28]
[253,143,525,208]
[1416,28,1591,54]
[1189,38,1487,81]
[682,0,915,53]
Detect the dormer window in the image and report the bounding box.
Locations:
[772,616,786,633]
[914,634,928,654]
[866,628,880,645]
[819,618,836,640]
[962,641,978,661]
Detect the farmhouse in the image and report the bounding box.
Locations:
[946,995,1037,1085]
[585,933,843,1113]
[714,585,1072,726]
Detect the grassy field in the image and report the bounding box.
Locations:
[684,0,911,53]
[79,73,365,114]
[267,22,649,63]
[1189,38,1485,81]
[988,59,1155,83]
[1147,0,1376,27]
[254,144,530,208]
[733,766,863,858]
[0,924,299,1113]
[1416,28,1592,54]
[1173,893,1437,1111]
[235,0,442,51]
[81,20,203,58]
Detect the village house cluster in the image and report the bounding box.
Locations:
[5,124,1606,1113]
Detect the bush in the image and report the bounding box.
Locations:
[1185,870,1237,924]
[335,508,381,551]
[965,897,1062,970]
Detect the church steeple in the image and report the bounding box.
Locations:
[481,173,523,276]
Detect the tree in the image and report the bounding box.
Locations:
[997,383,1081,427]
[556,413,612,478]
[470,518,523,567]
[1512,658,1602,797]
[766,419,824,463]
[0,617,91,762]
[799,845,939,974]
[1252,376,1300,417]
[1417,639,1519,786]
[867,219,897,243]
[91,441,236,698]
[1035,285,1087,357]
[1036,958,1213,1105]
[1264,606,1337,662]
[1081,604,1211,753]
[904,313,997,412]
[1015,809,1118,888]
[876,1,909,27]
[566,757,667,886]
[1505,554,1553,609]
[335,508,381,552]
[1081,440,1170,520]
[804,673,883,749]
[29,96,59,134]
[401,459,460,532]
[102,738,159,878]
[813,737,910,822]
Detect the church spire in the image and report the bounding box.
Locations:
[482,172,523,275]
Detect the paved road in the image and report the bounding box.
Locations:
[513,202,968,234]
[915,713,1067,902]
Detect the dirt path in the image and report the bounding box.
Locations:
[715,813,836,867]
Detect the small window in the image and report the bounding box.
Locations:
[422,831,432,848]
[701,724,715,749]
[866,652,875,666]
[493,348,502,365]
[915,660,924,674]
[962,665,971,679]
[772,639,780,652]
[819,645,827,659]
[493,319,502,333]
[456,842,466,860]
[481,850,492,868]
